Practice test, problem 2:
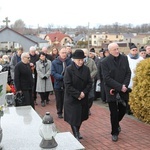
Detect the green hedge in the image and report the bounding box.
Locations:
[129,58,150,124]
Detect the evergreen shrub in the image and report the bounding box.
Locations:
[129,58,150,124]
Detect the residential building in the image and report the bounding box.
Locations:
[89,32,124,47]
[25,35,49,49]
[73,34,87,46]
[45,31,73,48]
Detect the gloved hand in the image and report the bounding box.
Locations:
[42,76,47,80]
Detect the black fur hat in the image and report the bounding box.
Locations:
[72,49,85,59]
[129,43,137,50]
[139,46,146,52]
[90,48,95,53]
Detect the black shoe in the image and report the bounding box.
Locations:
[79,132,83,139]
[41,101,45,107]
[58,114,63,118]
[118,125,121,133]
[112,135,118,142]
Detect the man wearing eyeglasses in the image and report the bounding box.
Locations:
[14,52,34,109]
[127,43,143,89]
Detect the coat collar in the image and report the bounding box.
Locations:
[70,62,85,81]
[109,54,122,67]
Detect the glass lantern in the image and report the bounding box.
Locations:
[39,112,58,149]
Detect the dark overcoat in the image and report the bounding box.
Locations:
[64,62,92,126]
[101,54,131,102]
[51,57,72,90]
[14,61,33,91]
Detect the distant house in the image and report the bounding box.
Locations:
[122,33,135,43]
[38,32,47,39]
[73,34,87,46]
[89,32,104,47]
[143,34,150,45]
[44,31,73,48]
[89,32,124,47]
[132,33,150,46]
[24,35,49,49]
[130,34,146,46]
[0,27,37,52]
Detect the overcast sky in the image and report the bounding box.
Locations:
[0,0,150,28]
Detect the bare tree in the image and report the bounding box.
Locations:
[11,19,26,34]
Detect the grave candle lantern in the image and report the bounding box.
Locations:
[39,112,58,149]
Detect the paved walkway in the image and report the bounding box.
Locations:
[35,94,150,150]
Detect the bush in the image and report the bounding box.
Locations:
[129,58,150,124]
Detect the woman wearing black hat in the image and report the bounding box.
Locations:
[64,49,92,141]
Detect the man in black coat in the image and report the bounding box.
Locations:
[101,43,131,142]
[14,52,34,109]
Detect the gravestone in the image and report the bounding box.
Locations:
[1,106,85,150]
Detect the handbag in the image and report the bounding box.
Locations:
[14,92,25,106]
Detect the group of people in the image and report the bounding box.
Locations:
[0,42,149,143]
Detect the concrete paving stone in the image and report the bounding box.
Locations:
[35,94,150,150]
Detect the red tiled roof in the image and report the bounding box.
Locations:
[46,32,71,42]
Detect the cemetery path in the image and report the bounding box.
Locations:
[35,94,150,150]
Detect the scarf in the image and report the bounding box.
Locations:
[58,56,67,75]
[40,59,47,67]
[128,53,139,59]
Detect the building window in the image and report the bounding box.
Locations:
[116,35,118,38]
[94,41,96,44]
[94,35,96,38]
